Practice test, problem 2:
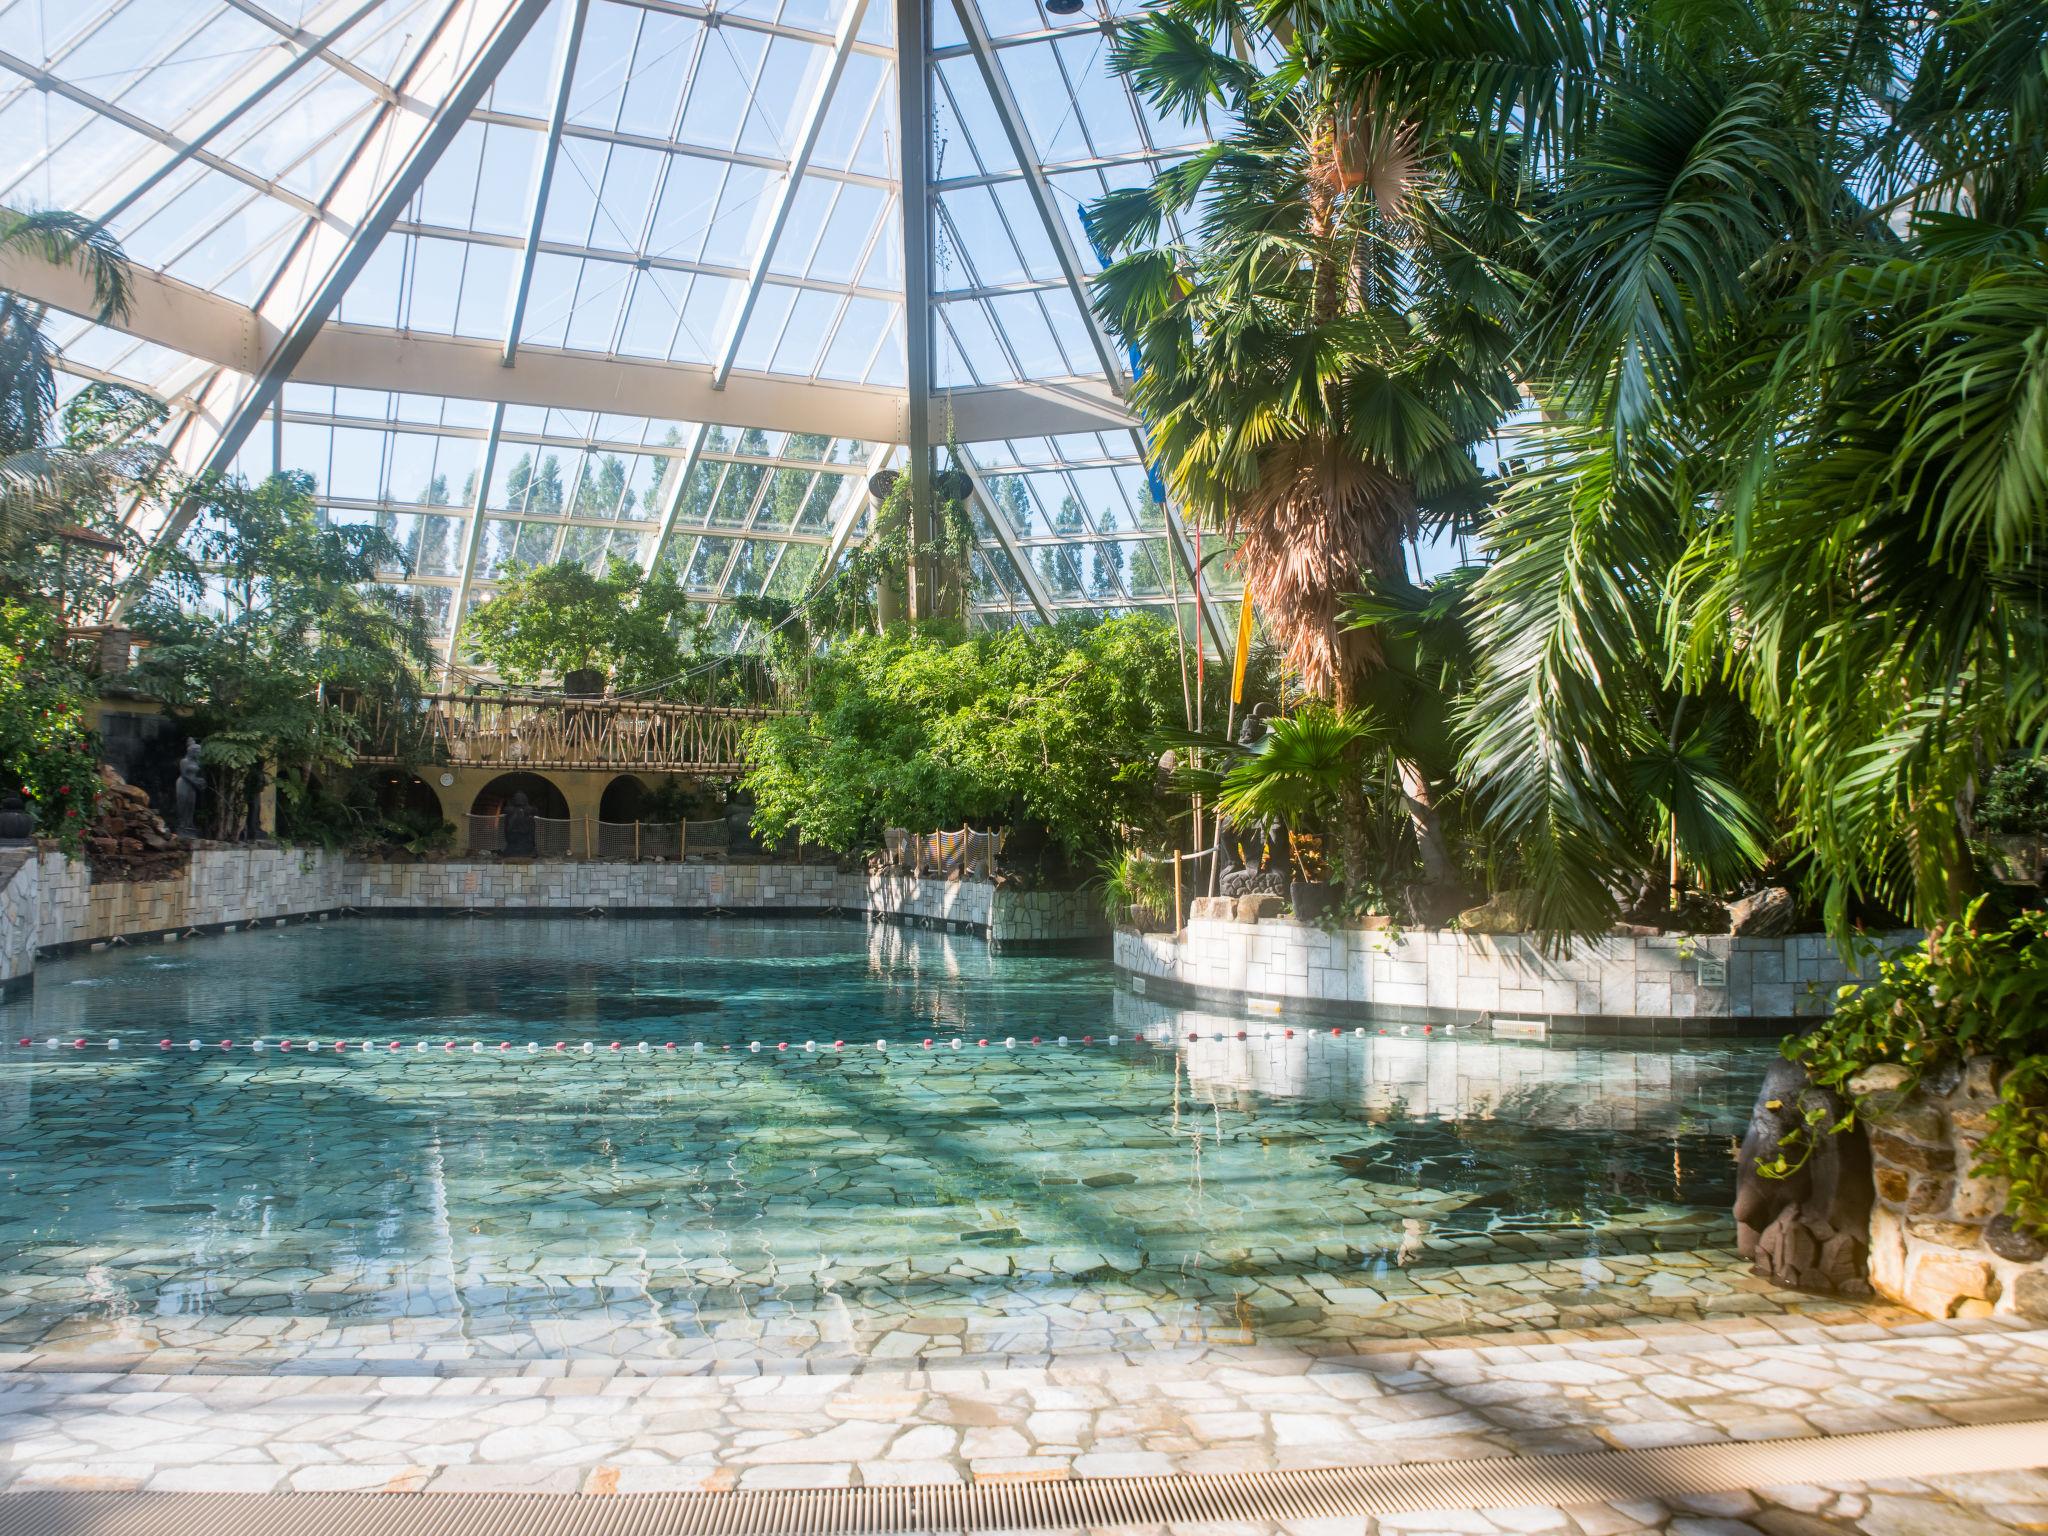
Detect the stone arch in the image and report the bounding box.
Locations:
[598,774,653,822]
[470,772,569,821]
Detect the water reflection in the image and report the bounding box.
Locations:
[0,920,1771,1363]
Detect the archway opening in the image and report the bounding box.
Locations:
[471,773,568,821]
[599,775,649,822]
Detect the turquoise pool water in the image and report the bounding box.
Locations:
[0,918,1776,1368]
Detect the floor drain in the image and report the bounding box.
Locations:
[0,1420,2043,1536]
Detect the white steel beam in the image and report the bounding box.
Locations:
[640,421,709,575]
[709,0,872,389]
[945,0,1128,396]
[960,463,1053,621]
[445,401,509,671]
[817,442,896,581]
[503,0,590,367]
[467,109,896,191]
[0,47,326,221]
[143,0,553,547]
[392,220,900,302]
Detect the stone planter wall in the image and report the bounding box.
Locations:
[0,852,36,998]
[1856,1059,2048,1322]
[1117,916,1905,1033]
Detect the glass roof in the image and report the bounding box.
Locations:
[1,0,1238,652]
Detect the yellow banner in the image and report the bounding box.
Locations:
[1231,594,1254,705]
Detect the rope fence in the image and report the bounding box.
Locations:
[882,826,1004,880]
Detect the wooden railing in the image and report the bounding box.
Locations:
[349,692,780,774]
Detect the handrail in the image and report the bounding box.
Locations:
[347,692,784,774]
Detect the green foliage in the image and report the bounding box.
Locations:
[1783,901,2048,1234]
[0,599,98,847]
[1977,758,2048,836]
[124,472,433,839]
[806,469,978,638]
[1217,707,1377,877]
[459,558,714,694]
[1098,846,1175,925]
[744,615,1187,864]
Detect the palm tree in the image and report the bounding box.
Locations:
[1090,0,1521,896]
[0,207,148,552]
[1340,0,2048,934]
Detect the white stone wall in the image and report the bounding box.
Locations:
[0,854,1107,994]
[355,860,848,911]
[29,848,353,954]
[1117,917,1903,1025]
[0,852,36,993]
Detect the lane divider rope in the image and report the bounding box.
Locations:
[1,1024,1460,1056]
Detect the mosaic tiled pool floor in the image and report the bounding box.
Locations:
[0,917,1896,1374]
[0,918,1844,1372]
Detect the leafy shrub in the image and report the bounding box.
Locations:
[744,615,1185,864]
[0,600,99,847]
[1780,901,2048,1234]
[1977,758,2048,836]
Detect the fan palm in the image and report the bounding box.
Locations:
[0,207,148,554]
[1090,0,1522,893]
[1329,0,2047,936]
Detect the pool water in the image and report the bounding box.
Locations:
[0,918,1780,1370]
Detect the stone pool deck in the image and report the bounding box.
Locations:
[0,1301,2043,1536]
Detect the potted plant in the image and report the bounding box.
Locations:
[1215,706,1373,923]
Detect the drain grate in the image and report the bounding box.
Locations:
[1,1420,2043,1536]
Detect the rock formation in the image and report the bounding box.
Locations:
[85,765,192,884]
[1734,1058,1874,1294]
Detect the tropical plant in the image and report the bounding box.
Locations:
[459,558,715,696]
[123,472,434,839]
[0,208,159,551]
[1098,846,1175,927]
[1088,0,1522,901]
[1775,902,2048,1236]
[0,597,99,846]
[1977,758,2048,837]
[1337,0,2048,936]
[1216,707,1376,884]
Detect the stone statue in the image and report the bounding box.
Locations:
[1734,1059,1873,1294]
[0,794,31,846]
[1215,705,1288,899]
[501,791,538,857]
[173,739,206,838]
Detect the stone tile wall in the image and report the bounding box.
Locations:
[355,860,847,912]
[1856,1059,2048,1322]
[1116,916,1907,1032]
[0,853,1107,992]
[0,852,35,996]
[30,848,353,954]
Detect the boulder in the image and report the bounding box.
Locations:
[1985,1215,2047,1265]
[1234,892,1286,923]
[1189,896,1235,921]
[1733,1059,1873,1294]
[1456,890,1529,935]
[1727,885,1796,936]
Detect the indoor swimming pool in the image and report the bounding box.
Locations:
[0,918,1778,1371]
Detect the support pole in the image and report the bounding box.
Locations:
[895,0,933,620]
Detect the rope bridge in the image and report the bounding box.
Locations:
[348,693,782,775]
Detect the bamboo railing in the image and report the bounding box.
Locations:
[351,693,780,774]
